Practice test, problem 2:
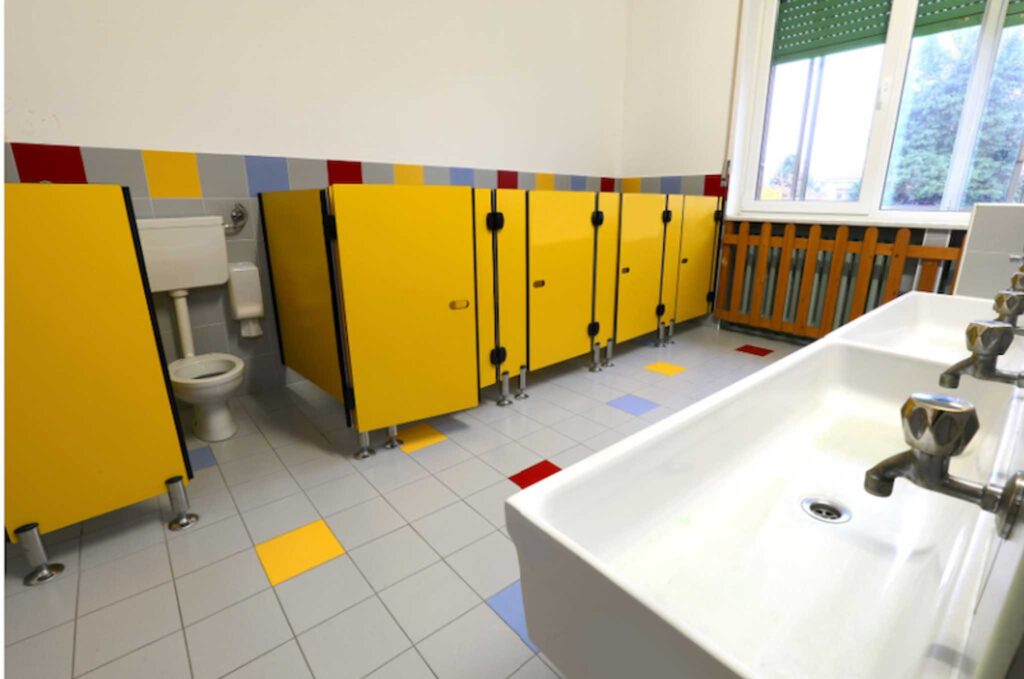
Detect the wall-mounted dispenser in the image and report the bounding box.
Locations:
[228,261,264,337]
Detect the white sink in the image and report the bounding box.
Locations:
[507,294,1024,679]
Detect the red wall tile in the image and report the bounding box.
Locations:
[11,143,87,183]
[600,177,615,192]
[703,174,727,198]
[497,170,518,189]
[327,160,362,184]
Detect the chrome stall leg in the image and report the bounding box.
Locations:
[668,320,676,344]
[383,425,403,449]
[515,366,529,399]
[165,476,199,532]
[356,431,376,460]
[589,342,603,372]
[14,524,64,586]
[603,339,615,367]
[656,323,667,347]
[498,371,514,406]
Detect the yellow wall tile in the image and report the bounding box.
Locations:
[535,173,555,190]
[621,177,642,194]
[142,150,202,198]
[393,164,424,185]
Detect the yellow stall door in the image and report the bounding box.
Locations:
[332,185,479,431]
[662,195,684,322]
[261,189,348,404]
[594,192,620,348]
[675,196,719,323]
[475,189,528,387]
[616,194,668,343]
[528,190,597,370]
[6,184,187,537]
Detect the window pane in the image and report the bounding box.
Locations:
[882,26,981,209]
[757,45,884,201]
[962,22,1024,206]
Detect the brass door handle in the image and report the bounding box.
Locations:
[532,280,546,288]
[449,300,470,310]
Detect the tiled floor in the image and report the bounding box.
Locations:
[4,322,796,679]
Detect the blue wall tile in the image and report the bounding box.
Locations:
[661,176,683,194]
[450,167,474,186]
[570,175,587,191]
[245,156,289,196]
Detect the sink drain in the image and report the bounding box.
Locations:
[801,497,851,524]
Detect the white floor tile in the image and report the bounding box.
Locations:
[348,526,439,591]
[228,470,302,512]
[365,648,434,679]
[287,455,358,490]
[579,404,635,429]
[218,449,285,487]
[82,497,162,535]
[74,582,181,675]
[478,442,543,476]
[435,458,505,497]
[225,640,312,679]
[511,655,560,678]
[324,497,407,550]
[252,407,322,448]
[211,432,274,465]
[552,414,608,442]
[487,412,546,438]
[417,604,533,679]
[80,516,165,571]
[298,597,410,679]
[464,480,520,528]
[5,574,78,645]
[168,515,252,577]
[4,621,73,679]
[270,431,336,466]
[5,538,80,597]
[379,562,479,642]
[445,531,520,598]
[445,426,511,455]
[275,556,373,633]
[78,542,172,615]
[412,503,492,556]
[549,444,595,469]
[406,440,474,473]
[582,428,625,452]
[242,492,319,544]
[614,418,650,436]
[510,398,574,426]
[176,549,269,625]
[384,476,459,522]
[356,450,430,494]
[185,589,292,679]
[516,428,577,458]
[80,631,190,679]
[305,473,379,516]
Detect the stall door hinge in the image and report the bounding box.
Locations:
[486,211,505,231]
[323,214,337,239]
[714,209,724,222]
[706,291,715,303]
[662,209,672,224]
[587,321,600,337]
[591,210,604,227]
[655,303,666,317]
[490,346,507,365]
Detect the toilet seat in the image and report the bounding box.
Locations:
[170,353,244,386]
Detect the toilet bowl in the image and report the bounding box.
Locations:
[170,353,245,441]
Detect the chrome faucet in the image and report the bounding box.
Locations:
[994,289,1024,334]
[864,393,1024,538]
[939,320,1024,388]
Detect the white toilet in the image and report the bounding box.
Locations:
[137,216,263,441]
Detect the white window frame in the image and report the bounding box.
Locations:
[727,0,1015,230]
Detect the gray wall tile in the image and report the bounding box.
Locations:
[81,147,148,197]
[585,176,600,191]
[192,323,229,355]
[287,158,327,190]
[204,198,258,241]
[186,287,229,327]
[423,166,450,186]
[517,173,536,190]
[681,175,705,195]
[554,175,572,191]
[197,154,248,197]
[474,169,497,189]
[362,163,394,184]
[153,199,205,217]
[132,198,154,218]
[227,239,258,264]
[6,143,20,182]
[640,177,661,194]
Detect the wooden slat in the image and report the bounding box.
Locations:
[721,233,960,262]
[916,260,939,292]
[848,228,879,322]
[794,225,822,336]
[748,223,772,327]
[771,224,797,332]
[882,228,911,303]
[815,225,849,338]
[731,222,751,323]
[714,223,736,321]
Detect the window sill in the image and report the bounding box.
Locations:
[724,207,972,230]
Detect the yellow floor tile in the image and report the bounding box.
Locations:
[645,361,687,376]
[399,422,447,453]
[255,520,344,586]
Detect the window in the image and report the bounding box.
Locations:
[733,0,1024,225]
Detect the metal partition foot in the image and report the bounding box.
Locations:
[356,431,376,460]
[602,339,615,367]
[14,524,64,586]
[383,425,403,449]
[165,476,199,532]
[655,323,668,347]
[515,366,529,399]
[589,343,603,372]
[497,371,514,406]
[668,320,676,344]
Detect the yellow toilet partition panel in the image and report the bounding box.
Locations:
[662,195,684,322]
[594,192,620,349]
[260,189,349,406]
[6,183,188,538]
[475,189,528,388]
[527,190,600,370]
[616,194,670,343]
[675,196,719,323]
[332,184,479,431]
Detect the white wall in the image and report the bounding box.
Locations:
[620,0,741,177]
[5,0,628,176]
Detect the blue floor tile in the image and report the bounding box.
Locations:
[486,580,539,653]
[188,445,217,471]
[607,394,659,416]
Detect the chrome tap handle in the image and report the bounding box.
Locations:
[901,393,979,459]
[1012,271,1024,292]
[994,290,1024,320]
[965,320,1015,357]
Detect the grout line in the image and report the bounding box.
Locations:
[71,628,185,679]
[160,510,197,679]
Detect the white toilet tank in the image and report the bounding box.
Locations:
[137,217,229,292]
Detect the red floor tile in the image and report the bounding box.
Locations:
[509,460,561,489]
[737,344,773,357]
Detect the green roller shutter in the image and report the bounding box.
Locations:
[1006,0,1024,27]
[913,0,988,36]
[772,0,892,64]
